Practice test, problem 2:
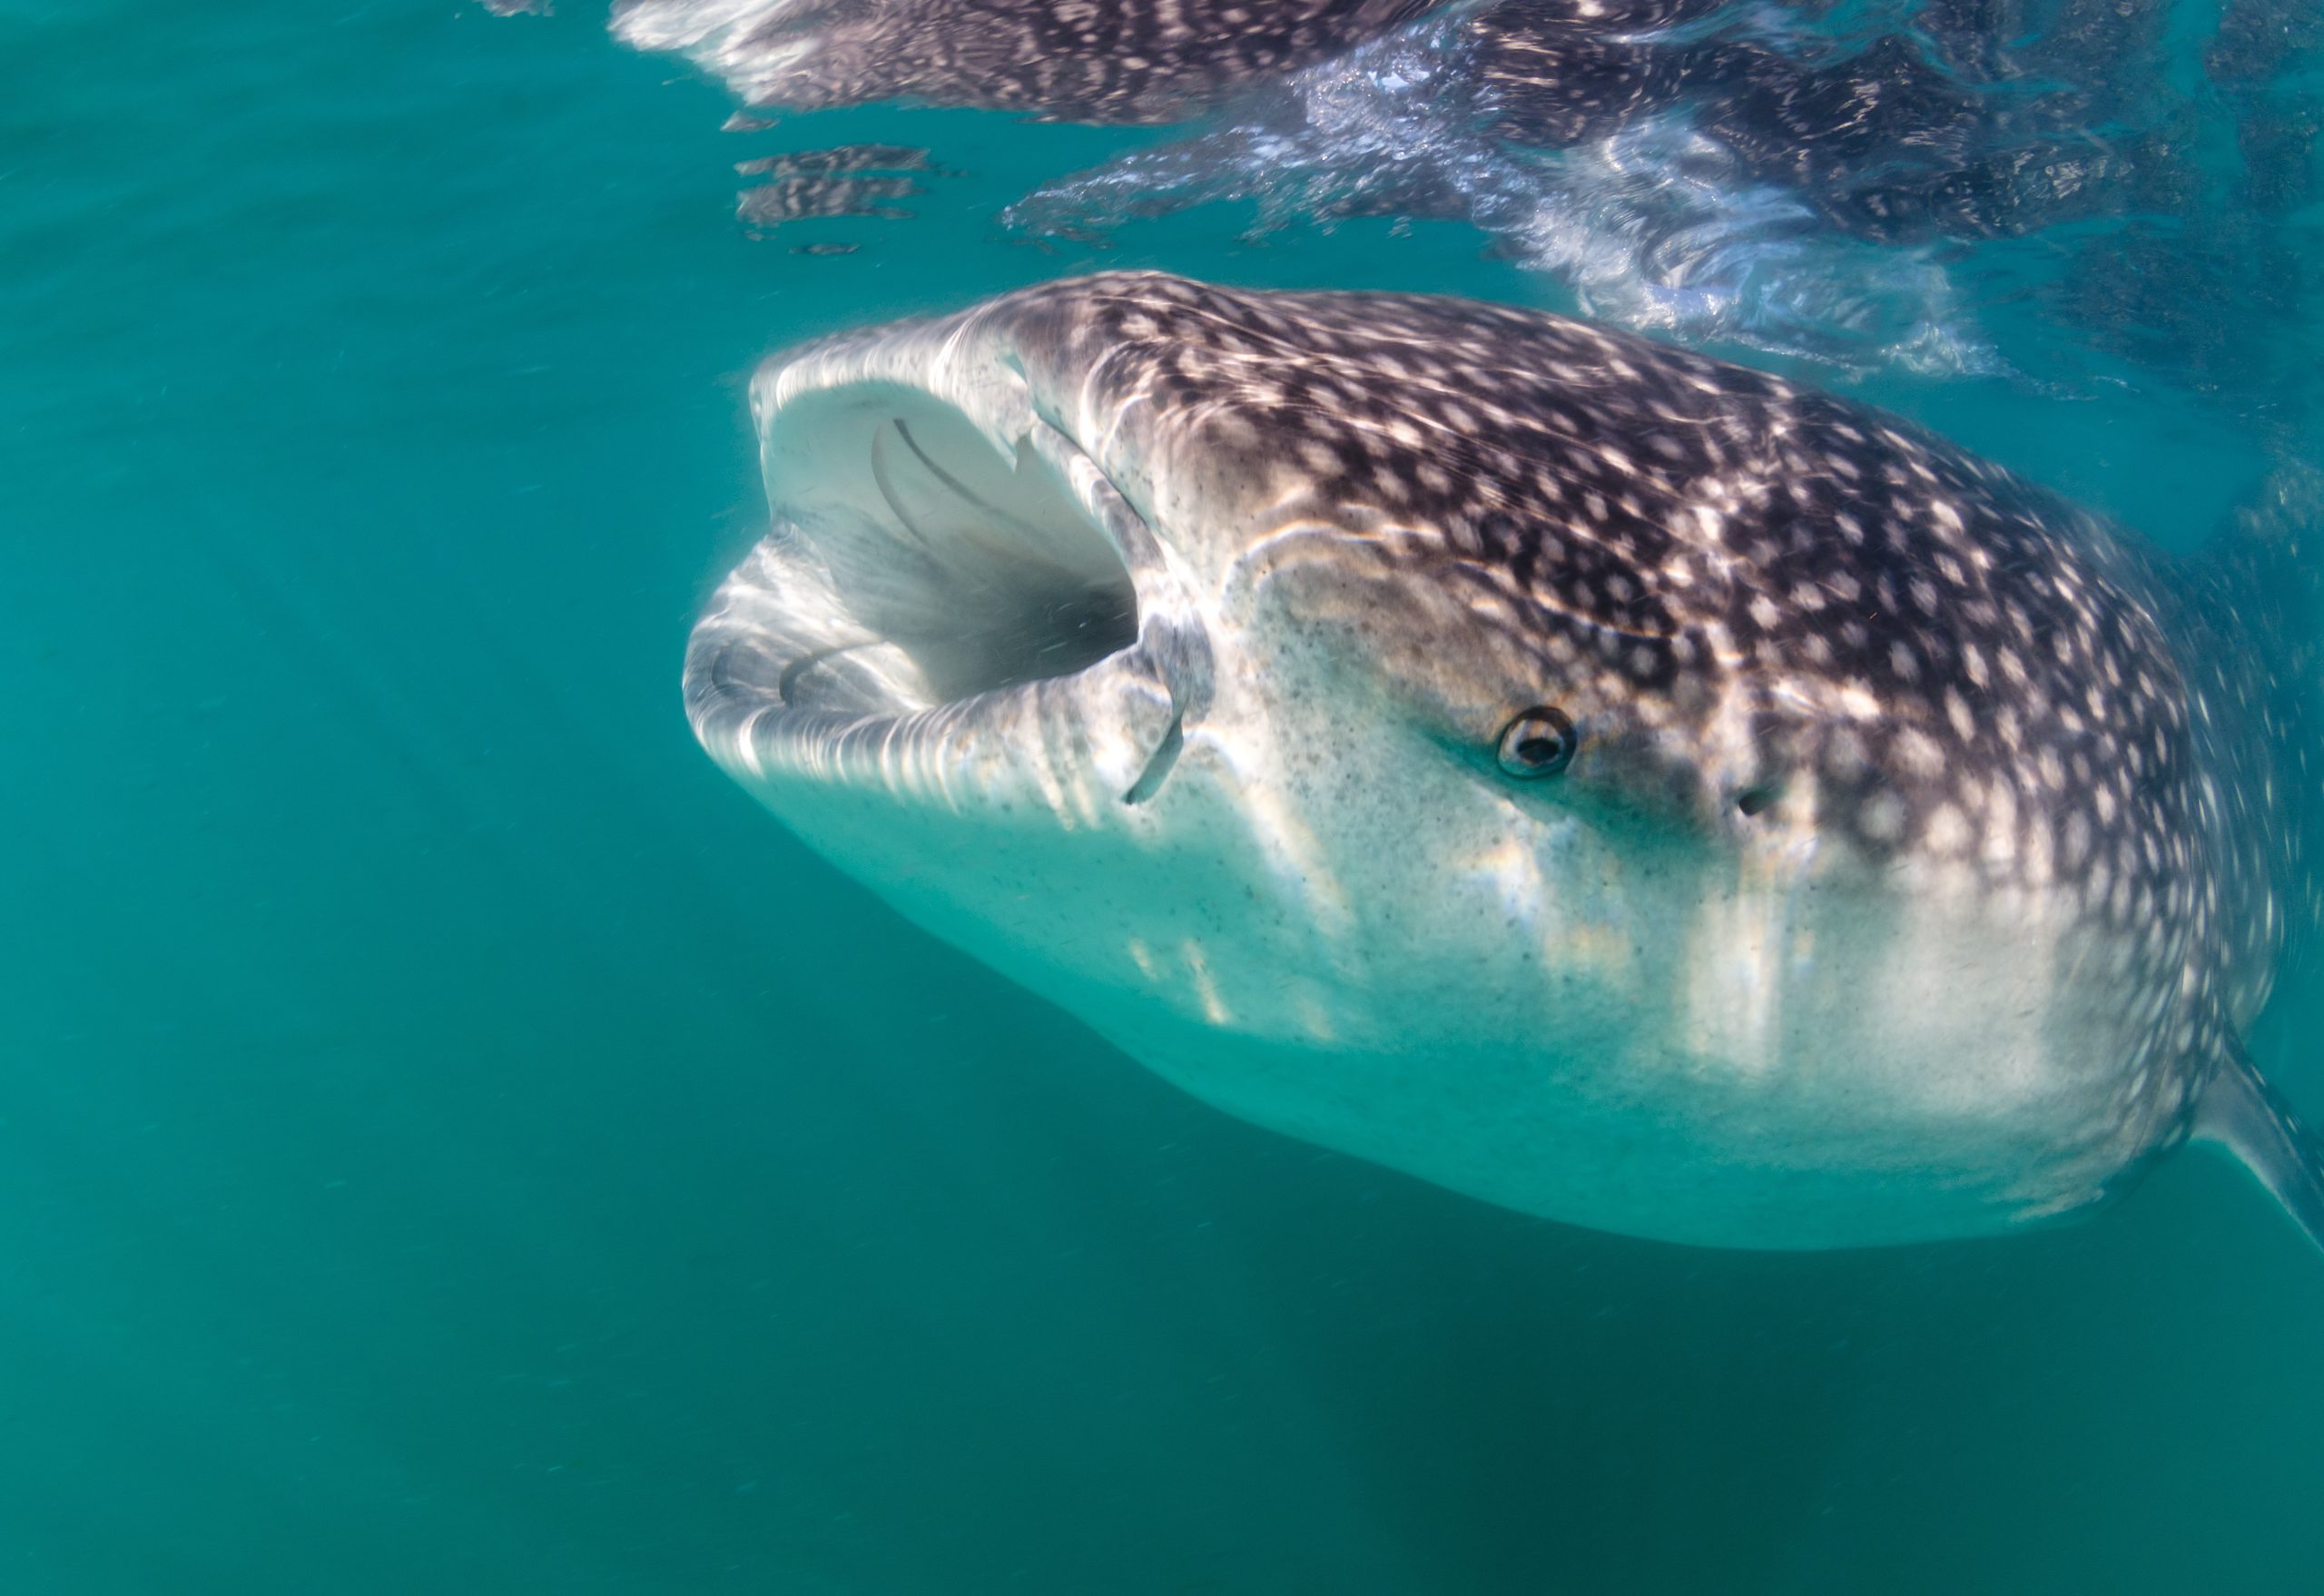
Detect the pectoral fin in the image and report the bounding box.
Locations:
[2194,1039,2324,1256]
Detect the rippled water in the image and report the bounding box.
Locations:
[5,1,2320,1591]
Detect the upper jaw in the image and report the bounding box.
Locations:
[683,308,1212,813]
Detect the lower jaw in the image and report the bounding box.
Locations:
[686,586,1186,816]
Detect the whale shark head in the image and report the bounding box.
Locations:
[687,271,2316,1250]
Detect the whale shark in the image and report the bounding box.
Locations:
[684,271,2324,1252]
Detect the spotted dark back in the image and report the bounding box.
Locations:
[1000,273,2307,1051]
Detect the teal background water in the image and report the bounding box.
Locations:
[5,4,2321,1591]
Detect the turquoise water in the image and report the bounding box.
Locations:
[5,3,2322,1591]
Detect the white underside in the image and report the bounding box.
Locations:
[704,600,2161,1248]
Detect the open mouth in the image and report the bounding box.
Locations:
[684,330,1205,807]
[760,385,1141,714]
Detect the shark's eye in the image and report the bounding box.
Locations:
[1496,707,1578,779]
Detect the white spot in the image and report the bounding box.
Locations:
[1925,804,1970,854]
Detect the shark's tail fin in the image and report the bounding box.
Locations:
[2197,1040,2324,1256]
